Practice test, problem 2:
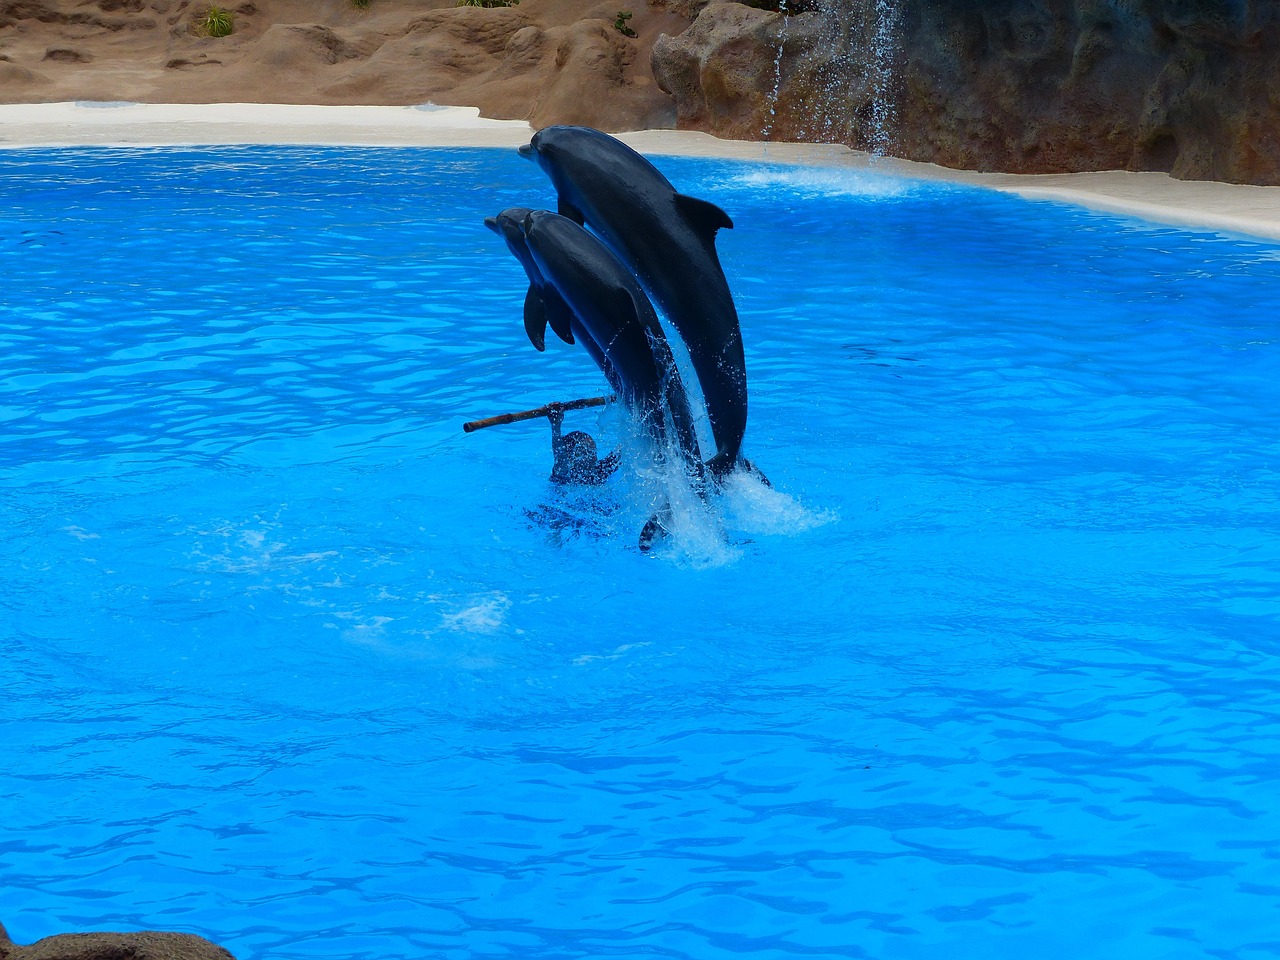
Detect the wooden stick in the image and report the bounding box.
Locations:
[462,395,614,433]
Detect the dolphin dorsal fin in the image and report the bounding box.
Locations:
[523,286,548,352]
[674,193,734,239]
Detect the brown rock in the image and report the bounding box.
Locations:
[42,47,92,62]
[246,23,365,70]
[0,0,688,133]
[0,921,235,960]
[0,59,51,86]
[653,0,1280,184]
[652,1,777,139]
[653,0,887,144]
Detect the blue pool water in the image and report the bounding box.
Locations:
[2,146,1279,959]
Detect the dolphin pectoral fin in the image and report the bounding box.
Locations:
[523,286,548,352]
[557,197,586,226]
[544,289,576,345]
[674,193,734,238]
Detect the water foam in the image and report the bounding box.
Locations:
[721,166,915,201]
[721,470,838,536]
[626,439,835,569]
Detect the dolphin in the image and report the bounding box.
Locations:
[518,125,749,479]
[483,207,574,352]
[484,207,619,391]
[519,211,704,481]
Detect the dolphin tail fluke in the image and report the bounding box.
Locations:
[638,506,672,553]
[705,451,736,482]
[705,453,770,487]
[739,457,771,488]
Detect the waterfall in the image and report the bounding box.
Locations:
[760,0,901,157]
[761,0,792,144]
[864,0,901,156]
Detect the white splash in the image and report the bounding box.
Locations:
[439,592,511,634]
[721,470,837,535]
[723,166,913,201]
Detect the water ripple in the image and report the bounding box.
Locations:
[3,146,1280,960]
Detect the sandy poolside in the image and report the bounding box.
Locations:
[5,101,1280,243]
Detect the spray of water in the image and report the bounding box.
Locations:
[761,0,792,147]
[763,0,901,156]
[624,434,835,569]
[865,0,902,157]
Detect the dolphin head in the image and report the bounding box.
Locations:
[486,207,532,247]
[519,208,553,240]
[518,126,584,178]
[517,132,538,161]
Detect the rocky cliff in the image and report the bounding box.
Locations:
[0,0,686,132]
[652,0,1280,184]
[3,0,1277,183]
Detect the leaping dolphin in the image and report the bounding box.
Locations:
[484,207,619,392]
[519,125,749,480]
[517,211,705,486]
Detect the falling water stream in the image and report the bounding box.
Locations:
[762,0,901,155]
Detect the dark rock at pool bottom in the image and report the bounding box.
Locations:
[651,0,1280,185]
[0,922,235,960]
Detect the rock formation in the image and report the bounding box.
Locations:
[655,0,1280,184]
[2,0,1279,182]
[0,922,235,960]
[0,0,687,132]
[897,0,1280,184]
[652,0,1280,184]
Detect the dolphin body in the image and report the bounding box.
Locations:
[517,211,705,493]
[484,206,619,391]
[519,125,749,479]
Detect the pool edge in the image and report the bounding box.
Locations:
[5,101,1280,243]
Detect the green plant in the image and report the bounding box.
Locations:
[351,0,371,8]
[614,9,636,36]
[197,5,234,37]
[455,0,519,7]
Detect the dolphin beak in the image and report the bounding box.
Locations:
[517,142,534,160]
[483,216,500,234]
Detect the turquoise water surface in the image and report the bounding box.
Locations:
[2,147,1279,959]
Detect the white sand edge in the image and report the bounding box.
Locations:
[5,101,1280,242]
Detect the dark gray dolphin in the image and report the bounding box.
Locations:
[519,125,748,479]
[485,207,619,391]
[519,210,706,495]
[483,207,574,352]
